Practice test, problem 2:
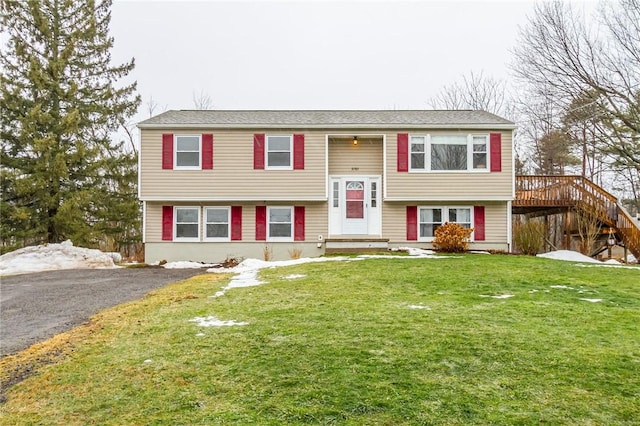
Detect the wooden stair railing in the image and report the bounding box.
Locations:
[516,175,640,259]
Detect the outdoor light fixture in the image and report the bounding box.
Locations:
[352,136,358,146]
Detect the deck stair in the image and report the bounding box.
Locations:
[514,175,640,259]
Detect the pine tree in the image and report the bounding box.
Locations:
[0,0,141,253]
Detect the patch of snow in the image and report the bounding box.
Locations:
[407,304,431,310]
[604,259,621,265]
[479,294,515,299]
[579,298,603,303]
[536,250,602,263]
[392,247,437,256]
[189,316,248,327]
[162,261,218,269]
[0,240,119,276]
[469,250,492,255]
[627,254,638,264]
[283,274,306,280]
[143,359,153,364]
[550,285,574,290]
[195,333,205,337]
[528,290,539,293]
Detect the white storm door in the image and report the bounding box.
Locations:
[342,179,368,234]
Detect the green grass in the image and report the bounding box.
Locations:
[1,254,639,425]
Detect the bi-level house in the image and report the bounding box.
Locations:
[138,110,515,263]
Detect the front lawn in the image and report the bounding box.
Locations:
[1,254,639,425]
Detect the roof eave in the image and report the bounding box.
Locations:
[137,123,517,130]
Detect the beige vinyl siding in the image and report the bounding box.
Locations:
[382,201,508,243]
[328,139,383,175]
[385,130,513,200]
[140,130,326,200]
[145,202,327,243]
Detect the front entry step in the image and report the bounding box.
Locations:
[325,238,389,254]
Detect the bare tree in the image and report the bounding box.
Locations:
[429,70,508,116]
[511,0,640,171]
[192,90,213,110]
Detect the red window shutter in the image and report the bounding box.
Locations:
[406,205,417,240]
[254,134,265,169]
[293,134,305,170]
[490,133,502,172]
[255,206,267,240]
[294,206,305,241]
[474,206,486,241]
[202,134,213,169]
[231,206,242,241]
[397,133,409,172]
[162,205,173,241]
[162,134,173,169]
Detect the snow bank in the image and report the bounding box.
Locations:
[162,261,218,269]
[0,240,119,276]
[536,250,602,264]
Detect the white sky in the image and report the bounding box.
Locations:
[110,0,548,120]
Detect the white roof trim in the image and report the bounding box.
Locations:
[383,196,514,202]
[138,123,516,130]
[140,196,329,202]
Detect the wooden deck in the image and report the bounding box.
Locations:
[515,175,640,258]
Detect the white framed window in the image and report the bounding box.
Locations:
[332,181,339,208]
[175,135,201,169]
[472,135,488,170]
[410,134,489,172]
[204,207,230,241]
[418,206,472,241]
[174,206,200,241]
[266,135,292,169]
[267,206,293,241]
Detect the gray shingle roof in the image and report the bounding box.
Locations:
[138,110,515,129]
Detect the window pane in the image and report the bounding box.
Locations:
[206,208,228,223]
[177,152,200,167]
[333,182,339,207]
[449,208,471,224]
[176,223,198,238]
[473,153,487,169]
[411,153,425,169]
[270,223,291,237]
[176,136,199,151]
[473,143,487,152]
[176,208,198,223]
[270,208,291,223]
[346,200,364,218]
[206,224,228,238]
[420,224,440,237]
[371,182,377,208]
[431,144,467,170]
[420,208,441,223]
[431,135,466,145]
[268,136,291,151]
[267,152,291,167]
[411,142,425,152]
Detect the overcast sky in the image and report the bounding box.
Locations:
[108,0,591,121]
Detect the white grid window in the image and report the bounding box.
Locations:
[268,206,293,240]
[175,207,200,241]
[204,207,230,241]
[266,135,292,169]
[175,135,201,169]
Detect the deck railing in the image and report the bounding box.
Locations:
[515,175,640,258]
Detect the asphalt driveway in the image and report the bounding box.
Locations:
[0,267,207,357]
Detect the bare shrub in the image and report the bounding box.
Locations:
[574,207,602,255]
[262,245,273,261]
[288,246,303,260]
[221,256,242,268]
[433,222,473,253]
[513,219,545,255]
